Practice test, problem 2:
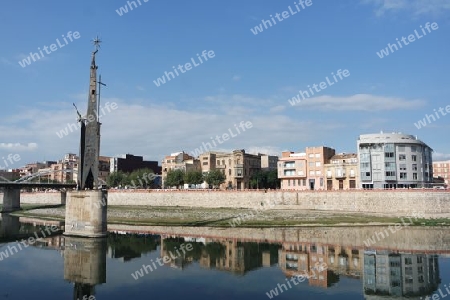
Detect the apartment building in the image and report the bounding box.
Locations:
[199,149,262,190]
[324,153,359,190]
[50,153,78,183]
[433,160,450,186]
[278,146,336,190]
[162,151,200,187]
[357,132,433,189]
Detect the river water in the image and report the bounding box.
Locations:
[1,214,449,300]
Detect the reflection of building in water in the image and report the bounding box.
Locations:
[160,237,279,274]
[199,238,279,275]
[279,242,363,288]
[63,237,107,300]
[107,233,159,262]
[364,250,440,298]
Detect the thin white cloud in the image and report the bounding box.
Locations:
[293,94,425,111]
[136,86,145,91]
[363,0,450,17]
[0,142,38,151]
[232,75,241,81]
[0,57,14,66]
[433,152,450,161]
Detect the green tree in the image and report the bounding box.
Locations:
[184,170,204,186]
[165,169,185,188]
[266,169,280,189]
[204,169,226,188]
[250,170,280,189]
[107,171,127,187]
[129,168,155,188]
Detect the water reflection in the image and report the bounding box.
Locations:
[1,217,450,299]
[364,251,439,298]
[63,237,107,300]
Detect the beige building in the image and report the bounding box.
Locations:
[324,153,359,190]
[199,149,262,190]
[162,151,200,187]
[278,146,335,190]
[433,160,450,186]
[50,153,79,183]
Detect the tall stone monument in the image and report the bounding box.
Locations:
[64,37,107,238]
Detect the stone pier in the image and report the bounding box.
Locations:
[1,188,21,213]
[64,190,107,238]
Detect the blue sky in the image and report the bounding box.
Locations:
[0,0,449,168]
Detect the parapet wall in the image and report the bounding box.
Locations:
[17,190,450,218]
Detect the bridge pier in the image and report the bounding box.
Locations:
[60,190,67,205]
[1,188,21,213]
[64,190,107,238]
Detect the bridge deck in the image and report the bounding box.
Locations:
[0,182,76,189]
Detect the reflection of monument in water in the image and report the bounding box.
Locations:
[364,250,440,299]
[63,237,107,300]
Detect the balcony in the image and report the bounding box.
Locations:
[234,168,244,178]
[335,169,346,179]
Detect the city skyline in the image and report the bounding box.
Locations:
[1,0,449,169]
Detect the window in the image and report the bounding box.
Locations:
[229,169,231,175]
[399,154,406,161]
[203,157,208,160]
[366,172,371,176]
[405,257,412,265]
[413,173,418,180]
[203,162,208,165]
[399,164,406,171]
[315,153,320,158]
[315,162,321,167]
[309,171,314,176]
[398,145,405,152]
[412,164,418,171]
[400,172,407,179]
[308,154,314,158]
[412,155,417,161]
[316,170,321,175]
[361,162,370,168]
[385,152,394,158]
[411,146,416,152]
[386,171,395,176]
[217,160,220,165]
[309,162,314,167]
[298,170,304,176]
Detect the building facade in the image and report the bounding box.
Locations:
[357,133,433,189]
[278,146,336,190]
[199,150,263,190]
[261,155,279,171]
[432,160,450,186]
[162,151,200,187]
[324,153,359,190]
[110,154,161,175]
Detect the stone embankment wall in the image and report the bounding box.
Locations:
[16,190,450,217]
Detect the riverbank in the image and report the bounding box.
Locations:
[10,190,450,220]
[7,205,450,227]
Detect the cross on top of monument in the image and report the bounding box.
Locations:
[92,36,102,52]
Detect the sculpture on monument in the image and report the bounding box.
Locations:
[77,36,103,190]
